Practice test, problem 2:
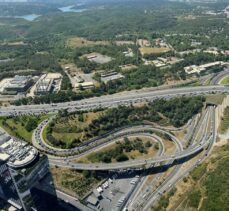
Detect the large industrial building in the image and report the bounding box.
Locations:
[34,73,62,96]
[1,75,33,95]
[35,78,53,95]
[0,128,50,210]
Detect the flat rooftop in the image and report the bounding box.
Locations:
[101,72,124,84]
[46,73,62,79]
[6,75,32,88]
[0,128,38,168]
[36,78,53,92]
[0,153,10,161]
[0,78,12,93]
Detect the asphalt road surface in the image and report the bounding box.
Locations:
[0,85,227,116]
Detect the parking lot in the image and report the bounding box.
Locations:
[84,53,113,64]
[86,171,141,211]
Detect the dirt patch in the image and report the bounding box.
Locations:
[139,47,171,55]
[173,131,186,142]
[66,37,109,48]
[164,139,176,155]
[115,41,135,46]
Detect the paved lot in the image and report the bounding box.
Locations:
[87,171,140,211]
[86,53,113,64]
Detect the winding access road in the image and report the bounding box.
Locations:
[49,135,208,171]
[210,68,229,85]
[31,109,212,171]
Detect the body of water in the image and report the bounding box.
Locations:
[58,5,87,13]
[14,14,40,21]
[0,5,87,21]
[0,14,40,21]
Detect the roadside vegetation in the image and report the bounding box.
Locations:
[44,96,205,149]
[188,190,202,209]
[51,167,102,199]
[190,163,207,181]
[220,76,229,85]
[79,137,155,163]
[153,188,177,211]
[200,152,229,210]
[0,114,52,143]
[206,94,226,105]
[153,141,229,211]
[219,106,229,133]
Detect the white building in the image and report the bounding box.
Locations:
[184,61,225,75]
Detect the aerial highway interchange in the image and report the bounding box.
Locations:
[0,1,228,210]
[0,82,226,210]
[27,85,218,210]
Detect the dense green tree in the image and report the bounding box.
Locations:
[25,118,38,132]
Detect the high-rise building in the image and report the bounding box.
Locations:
[0,128,49,210]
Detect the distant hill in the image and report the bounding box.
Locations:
[29,0,80,4]
[0,0,28,2]
[0,0,80,4]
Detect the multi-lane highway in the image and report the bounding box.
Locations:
[0,85,227,116]
[140,106,216,211]
[210,69,229,85]
[120,106,214,211]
